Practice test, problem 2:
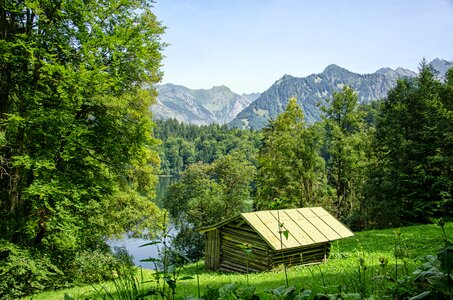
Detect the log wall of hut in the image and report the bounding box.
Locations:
[205,219,333,273]
[204,229,220,270]
[271,242,331,268]
[218,218,272,273]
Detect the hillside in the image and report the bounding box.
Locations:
[32,222,453,299]
[229,59,452,129]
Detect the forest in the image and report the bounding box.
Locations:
[1,0,452,298]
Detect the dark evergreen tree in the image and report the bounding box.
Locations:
[367,62,453,226]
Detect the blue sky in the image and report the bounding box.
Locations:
[153,0,453,94]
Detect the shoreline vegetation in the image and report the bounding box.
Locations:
[28,222,452,299]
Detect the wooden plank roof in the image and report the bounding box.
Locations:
[200,207,354,251]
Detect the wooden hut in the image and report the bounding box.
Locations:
[199,207,354,273]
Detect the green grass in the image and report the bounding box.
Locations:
[27,222,452,299]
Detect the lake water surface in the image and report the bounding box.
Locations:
[109,175,178,269]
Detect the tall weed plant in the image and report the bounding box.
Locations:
[410,218,453,299]
[139,212,195,299]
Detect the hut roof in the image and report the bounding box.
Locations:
[200,207,354,251]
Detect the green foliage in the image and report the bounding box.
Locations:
[412,254,453,299]
[411,220,453,299]
[367,62,453,226]
[256,98,326,209]
[0,0,165,291]
[165,152,256,228]
[89,264,156,300]
[266,285,297,299]
[165,162,223,227]
[164,152,256,259]
[0,240,61,299]
[170,223,205,262]
[201,285,221,300]
[214,283,259,300]
[0,241,137,299]
[65,246,133,284]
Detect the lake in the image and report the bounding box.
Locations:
[108,175,178,269]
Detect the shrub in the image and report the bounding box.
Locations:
[171,225,204,263]
[0,238,136,299]
[0,240,61,299]
[59,245,134,285]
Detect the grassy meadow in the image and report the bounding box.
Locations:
[27,222,452,299]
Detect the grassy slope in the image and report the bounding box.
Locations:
[28,222,452,299]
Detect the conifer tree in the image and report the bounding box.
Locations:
[368,62,453,226]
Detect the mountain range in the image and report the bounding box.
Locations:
[152,84,259,125]
[152,58,453,129]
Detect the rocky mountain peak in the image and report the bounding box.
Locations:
[274,74,295,85]
[152,84,259,125]
[323,64,352,74]
[395,67,416,77]
[210,85,232,92]
[375,67,416,79]
[375,67,394,75]
[429,58,453,79]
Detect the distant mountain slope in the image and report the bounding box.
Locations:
[429,58,453,80]
[152,84,259,125]
[229,59,451,129]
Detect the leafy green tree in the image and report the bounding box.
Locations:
[367,62,453,226]
[256,98,326,209]
[0,0,164,288]
[211,151,257,211]
[165,153,255,227]
[166,162,222,227]
[164,153,256,259]
[322,86,370,225]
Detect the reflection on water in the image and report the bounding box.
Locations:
[109,236,159,270]
[155,175,178,208]
[109,175,178,270]
[109,225,178,270]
